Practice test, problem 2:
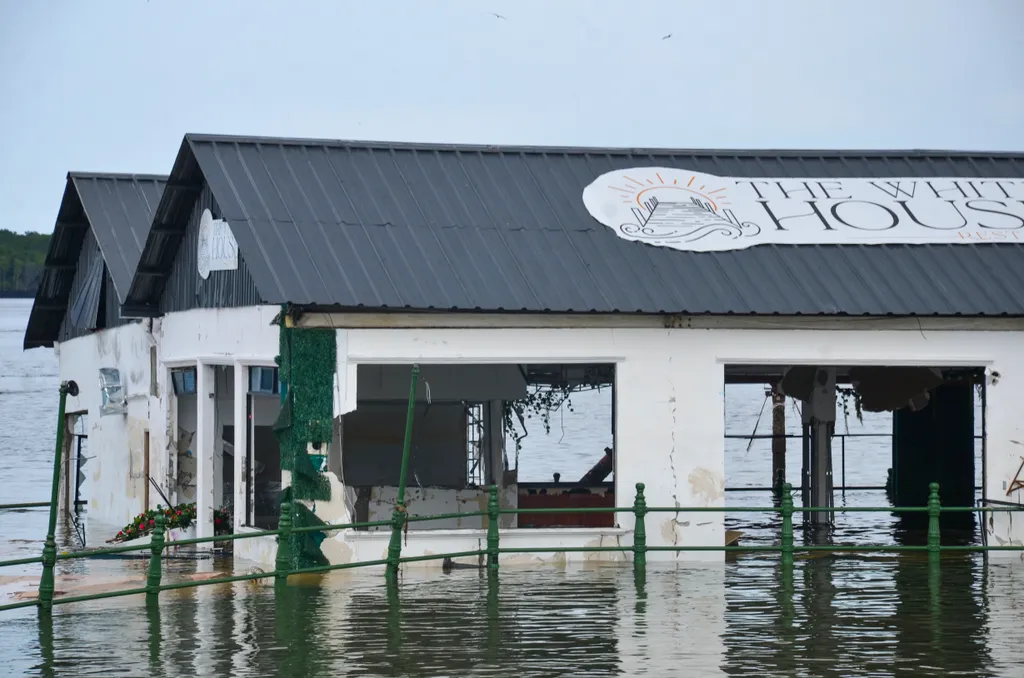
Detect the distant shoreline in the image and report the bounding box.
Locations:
[0,292,34,299]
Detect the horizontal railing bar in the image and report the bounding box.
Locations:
[399,550,485,563]
[798,507,929,513]
[726,487,986,494]
[290,520,393,535]
[0,502,50,510]
[404,511,488,523]
[647,545,783,552]
[797,545,928,552]
[0,599,42,612]
[287,558,390,576]
[723,433,983,440]
[500,507,632,515]
[0,556,44,567]
[648,506,777,513]
[498,546,633,553]
[44,519,396,561]
[726,486,889,492]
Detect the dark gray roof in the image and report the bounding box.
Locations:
[123,134,1024,317]
[24,173,166,349]
[73,173,167,301]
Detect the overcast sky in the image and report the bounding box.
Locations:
[1,0,1022,234]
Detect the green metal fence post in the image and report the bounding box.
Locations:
[927,481,941,568]
[38,380,76,610]
[780,482,794,568]
[275,501,293,589]
[633,483,647,574]
[487,484,500,572]
[386,364,419,582]
[146,512,166,601]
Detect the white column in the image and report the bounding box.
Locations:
[196,362,216,540]
[804,367,836,526]
[616,352,725,563]
[233,363,248,531]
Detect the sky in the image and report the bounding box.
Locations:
[1,0,1022,235]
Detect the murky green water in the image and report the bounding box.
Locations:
[2,557,1022,677]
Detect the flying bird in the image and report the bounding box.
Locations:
[492,12,506,20]
[662,33,672,40]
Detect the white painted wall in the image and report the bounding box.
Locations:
[55,305,1024,565]
[325,318,1024,562]
[55,321,158,528]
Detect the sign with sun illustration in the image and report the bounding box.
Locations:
[582,167,1024,252]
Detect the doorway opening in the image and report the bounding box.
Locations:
[724,365,985,549]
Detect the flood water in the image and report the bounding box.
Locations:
[1,297,1021,677]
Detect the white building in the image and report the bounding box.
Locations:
[25,136,1024,568]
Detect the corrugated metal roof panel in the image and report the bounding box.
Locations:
[127,135,1024,317]
[71,173,166,303]
[23,172,167,349]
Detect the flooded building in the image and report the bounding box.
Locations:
[25,135,1024,567]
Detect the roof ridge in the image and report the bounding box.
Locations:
[183,132,1024,158]
[67,171,169,181]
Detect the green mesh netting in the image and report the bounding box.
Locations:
[279,487,330,570]
[274,315,336,568]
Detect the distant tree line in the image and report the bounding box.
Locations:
[0,229,50,297]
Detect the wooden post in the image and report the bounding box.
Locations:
[143,431,151,512]
[771,390,786,497]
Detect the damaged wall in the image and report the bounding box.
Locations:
[56,321,158,529]
[311,318,1024,563]
[356,485,519,530]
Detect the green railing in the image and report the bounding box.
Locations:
[3,480,1024,613]
[2,374,1023,615]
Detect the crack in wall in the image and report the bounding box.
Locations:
[668,357,681,550]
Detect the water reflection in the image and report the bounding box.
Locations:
[6,557,1024,677]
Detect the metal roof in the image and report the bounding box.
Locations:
[24,173,166,349]
[123,134,1024,317]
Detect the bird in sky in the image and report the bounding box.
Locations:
[662,33,672,40]
[492,12,506,20]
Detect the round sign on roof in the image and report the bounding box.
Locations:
[196,209,239,279]
[582,167,761,251]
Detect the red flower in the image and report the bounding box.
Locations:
[138,523,144,529]
[149,519,155,526]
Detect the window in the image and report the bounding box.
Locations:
[248,367,279,395]
[171,367,197,396]
[98,368,126,416]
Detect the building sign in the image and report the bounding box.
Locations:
[197,208,238,279]
[581,167,1023,252]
